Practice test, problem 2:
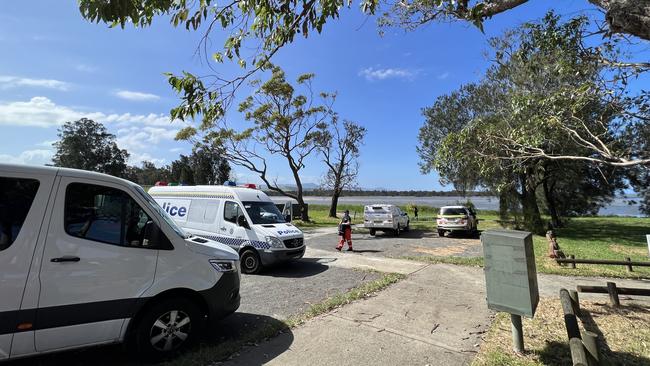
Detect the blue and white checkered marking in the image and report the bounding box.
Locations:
[196,234,271,250]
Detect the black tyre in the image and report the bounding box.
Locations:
[133,297,202,360]
[240,249,261,274]
[369,229,376,236]
[438,229,445,237]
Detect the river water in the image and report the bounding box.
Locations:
[271,195,645,217]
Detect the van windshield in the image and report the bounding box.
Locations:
[134,186,190,239]
[243,201,286,225]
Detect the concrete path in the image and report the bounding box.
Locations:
[224,264,491,366]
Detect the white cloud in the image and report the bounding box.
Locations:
[437,72,450,80]
[114,90,160,102]
[169,147,184,153]
[75,64,97,73]
[128,152,167,166]
[36,140,57,147]
[0,75,70,91]
[0,97,177,128]
[116,126,179,166]
[0,149,53,165]
[359,67,417,81]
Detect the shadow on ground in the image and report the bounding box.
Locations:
[6,313,293,366]
[257,258,331,278]
[537,340,650,366]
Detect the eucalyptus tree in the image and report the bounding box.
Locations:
[319,119,367,218]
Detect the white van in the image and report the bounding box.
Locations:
[0,164,240,361]
[363,204,410,236]
[148,185,305,274]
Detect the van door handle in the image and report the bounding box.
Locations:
[51,256,80,263]
[220,227,227,231]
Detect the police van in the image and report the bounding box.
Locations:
[0,164,240,361]
[148,184,305,274]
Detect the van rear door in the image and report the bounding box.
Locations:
[0,173,54,359]
[35,177,158,352]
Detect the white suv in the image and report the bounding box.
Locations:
[437,206,478,237]
[363,204,410,236]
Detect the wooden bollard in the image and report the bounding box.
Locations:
[625,257,633,272]
[581,330,600,365]
[570,255,576,269]
[569,337,589,366]
[569,290,581,314]
[607,282,620,307]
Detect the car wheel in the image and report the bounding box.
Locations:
[133,297,201,360]
[240,249,261,274]
[438,229,445,237]
[369,229,376,236]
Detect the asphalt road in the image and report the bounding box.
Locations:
[308,227,483,258]
[7,256,379,366]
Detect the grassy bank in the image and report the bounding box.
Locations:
[472,297,650,366]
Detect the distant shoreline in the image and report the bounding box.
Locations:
[270,195,644,217]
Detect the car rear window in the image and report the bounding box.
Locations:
[440,208,466,216]
[0,177,40,251]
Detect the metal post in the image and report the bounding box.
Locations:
[510,313,524,354]
[607,282,620,307]
[570,255,576,269]
[569,290,581,314]
[625,257,633,272]
[581,330,600,366]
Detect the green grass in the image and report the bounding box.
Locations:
[400,255,485,267]
[167,272,405,366]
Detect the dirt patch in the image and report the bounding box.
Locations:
[415,245,469,256]
[472,297,650,366]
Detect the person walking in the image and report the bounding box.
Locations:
[413,205,419,221]
[336,209,353,251]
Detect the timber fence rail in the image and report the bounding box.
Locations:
[577,282,650,307]
[556,256,650,272]
[559,288,600,366]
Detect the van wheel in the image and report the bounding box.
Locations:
[240,249,261,274]
[369,229,376,236]
[133,297,201,360]
[438,229,445,237]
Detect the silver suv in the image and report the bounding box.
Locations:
[436,206,478,237]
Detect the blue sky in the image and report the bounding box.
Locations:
[0,1,623,190]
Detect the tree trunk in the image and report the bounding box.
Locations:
[499,190,510,221]
[519,173,545,235]
[329,191,340,218]
[542,179,561,228]
[590,0,650,41]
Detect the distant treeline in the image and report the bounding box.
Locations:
[264,189,493,197]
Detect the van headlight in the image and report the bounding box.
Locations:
[265,236,285,248]
[209,259,238,272]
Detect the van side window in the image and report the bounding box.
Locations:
[65,183,154,248]
[224,201,242,224]
[0,177,40,251]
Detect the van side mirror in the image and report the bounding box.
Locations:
[284,214,292,223]
[143,221,174,250]
[237,215,250,229]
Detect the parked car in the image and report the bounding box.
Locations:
[436,205,478,236]
[0,164,240,361]
[363,204,410,236]
[148,184,305,274]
